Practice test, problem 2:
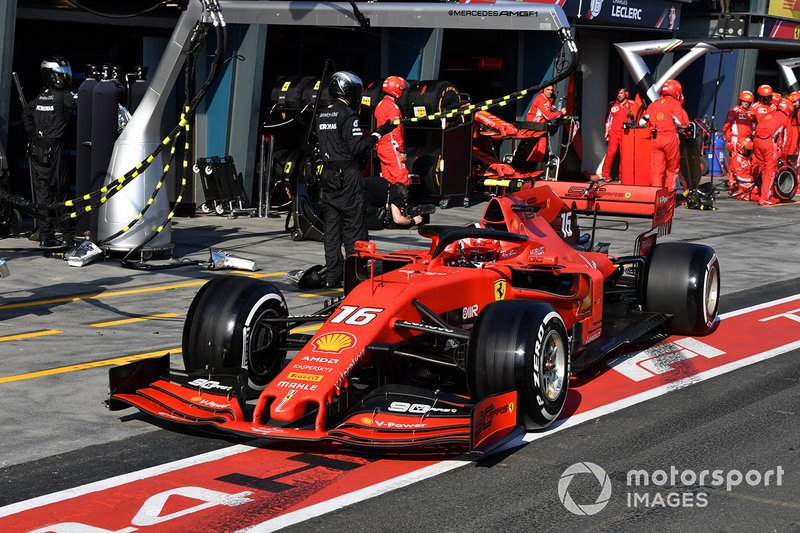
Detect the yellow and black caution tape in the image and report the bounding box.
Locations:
[118,107,193,260]
[395,28,577,126]
[61,115,191,215]
[102,108,192,246]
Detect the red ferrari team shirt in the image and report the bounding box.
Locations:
[605,98,634,137]
[374,96,405,154]
[751,102,776,123]
[753,111,789,144]
[643,96,690,135]
[526,92,562,123]
[722,105,754,142]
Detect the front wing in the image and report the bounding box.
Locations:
[108,355,517,454]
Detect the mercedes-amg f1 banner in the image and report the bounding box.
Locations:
[580,0,681,30]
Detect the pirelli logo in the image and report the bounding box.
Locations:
[286,372,324,382]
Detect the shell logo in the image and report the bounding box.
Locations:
[360,416,373,425]
[190,397,201,402]
[312,332,356,354]
[656,112,665,121]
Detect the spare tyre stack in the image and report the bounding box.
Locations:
[401,80,468,204]
[261,75,326,213]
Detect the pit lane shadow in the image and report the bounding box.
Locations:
[0,275,144,319]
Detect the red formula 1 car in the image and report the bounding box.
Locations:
[108,181,720,453]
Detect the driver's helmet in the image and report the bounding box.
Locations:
[456,238,501,267]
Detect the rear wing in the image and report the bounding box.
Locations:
[535,181,674,231]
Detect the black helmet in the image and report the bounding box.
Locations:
[41,56,73,89]
[329,71,363,109]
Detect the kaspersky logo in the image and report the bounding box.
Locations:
[312,332,356,354]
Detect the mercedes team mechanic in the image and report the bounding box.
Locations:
[722,90,755,150]
[752,99,792,206]
[316,70,395,288]
[374,76,409,187]
[600,86,634,181]
[22,56,77,249]
[640,79,690,192]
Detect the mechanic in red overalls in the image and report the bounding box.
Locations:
[752,100,792,206]
[525,84,566,162]
[722,91,754,150]
[751,84,776,123]
[640,79,690,192]
[784,91,800,163]
[727,139,757,200]
[600,86,634,181]
[374,76,410,187]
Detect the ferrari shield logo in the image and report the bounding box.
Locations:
[494,279,507,301]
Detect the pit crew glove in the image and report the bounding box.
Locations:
[371,120,397,141]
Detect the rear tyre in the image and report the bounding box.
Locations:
[468,300,569,430]
[774,166,798,202]
[644,242,720,335]
[182,276,288,395]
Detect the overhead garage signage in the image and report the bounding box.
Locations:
[580,0,680,30]
[768,0,800,21]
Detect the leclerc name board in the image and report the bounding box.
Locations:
[580,0,681,30]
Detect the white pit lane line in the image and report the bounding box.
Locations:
[3,295,800,529]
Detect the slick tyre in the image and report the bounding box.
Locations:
[468,300,569,430]
[182,276,288,395]
[644,242,720,335]
[773,166,798,202]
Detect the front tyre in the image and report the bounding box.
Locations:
[468,300,569,430]
[644,242,720,335]
[182,276,288,395]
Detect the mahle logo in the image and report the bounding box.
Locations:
[558,462,612,515]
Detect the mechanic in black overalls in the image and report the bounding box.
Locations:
[22,56,77,248]
[316,71,395,288]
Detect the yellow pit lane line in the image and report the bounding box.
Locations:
[0,330,63,342]
[0,272,286,311]
[0,324,321,384]
[0,348,181,384]
[299,289,343,298]
[90,313,180,328]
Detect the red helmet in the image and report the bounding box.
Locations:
[736,139,753,157]
[772,92,783,105]
[382,76,408,99]
[660,80,680,99]
[456,238,500,267]
[789,91,800,102]
[778,100,793,116]
[757,84,773,97]
[738,90,754,103]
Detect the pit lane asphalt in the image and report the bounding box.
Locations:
[1,186,799,530]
